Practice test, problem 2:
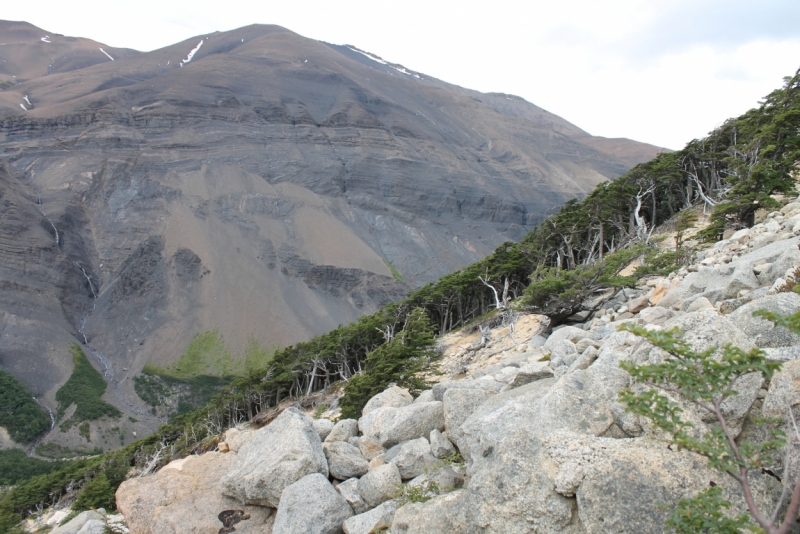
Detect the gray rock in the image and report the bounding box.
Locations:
[729,292,800,348]
[432,379,503,401]
[357,435,385,461]
[390,492,480,534]
[638,306,676,325]
[313,418,335,441]
[504,361,554,389]
[567,345,598,372]
[359,401,445,448]
[763,360,800,417]
[76,520,107,534]
[763,346,800,361]
[430,429,457,459]
[325,418,359,443]
[628,295,650,313]
[357,463,403,508]
[335,477,369,515]
[52,511,106,534]
[662,311,762,433]
[362,385,413,416]
[384,440,409,463]
[323,441,369,480]
[223,426,256,453]
[389,437,436,480]
[766,246,800,285]
[443,388,493,449]
[411,465,465,492]
[547,339,578,368]
[685,296,714,312]
[273,473,353,534]
[342,500,398,534]
[528,334,547,348]
[348,436,360,448]
[414,389,435,403]
[220,407,328,507]
[574,337,597,354]
[544,326,589,349]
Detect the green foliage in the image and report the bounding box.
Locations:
[35,442,100,459]
[339,308,439,419]
[523,246,646,317]
[618,312,800,533]
[71,473,113,511]
[56,345,120,428]
[243,337,275,374]
[665,486,753,533]
[384,258,404,282]
[0,449,71,486]
[78,422,91,441]
[675,210,699,251]
[0,370,51,445]
[397,479,440,505]
[134,369,228,417]
[147,330,231,379]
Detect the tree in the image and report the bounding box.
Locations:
[618,309,800,533]
[339,308,439,418]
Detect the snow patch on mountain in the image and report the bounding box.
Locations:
[99,48,114,61]
[180,40,204,67]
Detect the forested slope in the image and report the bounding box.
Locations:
[1,67,798,533]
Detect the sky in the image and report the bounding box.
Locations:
[3,0,799,150]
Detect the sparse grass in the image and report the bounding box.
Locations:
[35,442,101,459]
[55,345,120,428]
[383,259,404,282]
[147,330,231,380]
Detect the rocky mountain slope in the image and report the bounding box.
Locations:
[0,20,663,445]
[65,197,800,534]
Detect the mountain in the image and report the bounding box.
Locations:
[0,21,663,442]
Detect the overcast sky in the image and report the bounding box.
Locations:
[3,0,799,149]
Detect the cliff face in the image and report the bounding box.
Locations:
[0,22,663,436]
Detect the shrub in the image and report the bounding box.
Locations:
[0,370,51,444]
[55,345,120,427]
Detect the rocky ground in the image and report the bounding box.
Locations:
[36,197,800,533]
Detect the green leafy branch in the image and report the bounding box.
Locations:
[619,318,800,534]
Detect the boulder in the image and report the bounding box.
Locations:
[325,419,359,443]
[342,500,398,534]
[414,389,435,403]
[567,345,598,372]
[432,379,503,401]
[628,295,650,313]
[543,432,781,534]
[357,463,402,508]
[547,339,578,368]
[390,492,480,534]
[388,437,436,480]
[685,296,714,312]
[430,429,456,459]
[220,407,328,507]
[313,418,335,441]
[359,401,445,448]
[223,426,256,453]
[504,361,554,389]
[443,388,494,449]
[763,360,800,417]
[51,511,106,534]
[273,473,353,534]
[76,520,107,534]
[544,326,589,348]
[116,452,273,534]
[638,306,676,325]
[323,441,369,480]
[729,292,800,348]
[357,435,385,461]
[335,477,369,515]
[362,385,413,416]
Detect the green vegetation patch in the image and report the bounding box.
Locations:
[0,370,51,445]
[35,441,100,459]
[383,259,404,282]
[55,345,120,428]
[148,330,231,379]
[0,449,71,486]
[134,369,228,418]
